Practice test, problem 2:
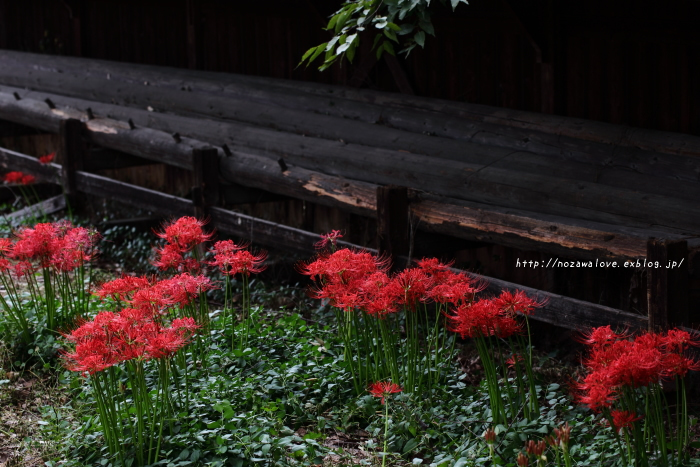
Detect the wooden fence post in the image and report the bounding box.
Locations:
[192,148,220,218]
[60,118,87,211]
[377,185,410,270]
[647,238,689,331]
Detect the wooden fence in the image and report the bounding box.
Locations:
[0,51,698,333]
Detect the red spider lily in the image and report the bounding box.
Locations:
[492,290,546,316]
[506,354,525,368]
[368,381,402,404]
[153,243,184,271]
[576,325,629,347]
[661,353,700,378]
[225,249,268,277]
[20,174,35,185]
[210,241,266,277]
[446,299,523,339]
[0,238,13,256]
[661,328,700,352]
[10,222,61,268]
[159,274,213,307]
[96,275,150,302]
[39,152,55,164]
[392,267,432,309]
[3,171,26,184]
[358,271,401,316]
[155,217,212,253]
[427,272,482,305]
[298,249,390,285]
[62,308,198,375]
[52,226,100,272]
[610,410,643,433]
[415,257,454,278]
[576,327,700,412]
[130,282,175,315]
[315,230,343,250]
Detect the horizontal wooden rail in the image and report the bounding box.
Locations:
[0,142,651,332]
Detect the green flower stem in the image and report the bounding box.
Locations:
[382,397,389,467]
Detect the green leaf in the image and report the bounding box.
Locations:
[414,30,425,47]
[402,437,420,453]
[384,41,396,56]
[386,22,402,31]
[326,14,339,31]
[384,29,398,42]
[346,40,357,62]
[419,19,435,35]
[335,10,351,33]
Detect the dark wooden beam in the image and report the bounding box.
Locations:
[647,238,689,330]
[59,118,87,208]
[377,185,410,270]
[192,147,220,217]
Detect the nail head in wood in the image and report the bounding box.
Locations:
[278,158,288,172]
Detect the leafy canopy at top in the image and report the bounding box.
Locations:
[300,0,469,71]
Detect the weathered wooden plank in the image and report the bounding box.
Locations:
[4,48,694,158]
[2,53,700,182]
[412,195,700,260]
[3,194,66,225]
[2,89,700,235]
[0,91,199,170]
[219,150,377,217]
[5,83,700,199]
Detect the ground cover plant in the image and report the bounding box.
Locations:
[0,215,698,466]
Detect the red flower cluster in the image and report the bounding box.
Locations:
[368,381,403,404]
[315,230,343,250]
[3,171,35,185]
[209,239,267,277]
[62,308,199,375]
[575,326,700,412]
[96,273,213,314]
[446,290,545,339]
[4,221,99,273]
[298,249,490,317]
[39,152,55,164]
[153,217,213,272]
